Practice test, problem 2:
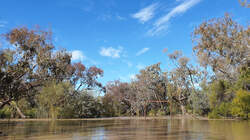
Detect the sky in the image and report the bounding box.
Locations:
[0,0,249,85]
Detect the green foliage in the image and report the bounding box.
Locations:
[59,90,103,118]
[234,67,250,91]
[148,109,157,117]
[101,94,117,117]
[0,106,11,118]
[231,89,250,118]
[148,109,166,117]
[189,91,210,115]
[209,80,233,109]
[24,108,38,118]
[70,91,103,118]
[208,109,221,119]
[17,99,37,118]
[156,109,166,116]
[218,102,232,117]
[36,81,69,119]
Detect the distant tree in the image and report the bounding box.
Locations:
[67,90,103,118]
[167,51,200,115]
[104,80,131,116]
[135,63,168,114]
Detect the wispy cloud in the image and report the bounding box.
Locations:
[136,47,150,56]
[132,3,158,23]
[99,46,124,58]
[148,0,202,36]
[155,0,201,26]
[71,50,86,61]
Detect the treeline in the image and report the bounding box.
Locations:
[103,14,249,119]
[0,14,249,119]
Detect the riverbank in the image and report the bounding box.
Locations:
[0,115,239,122]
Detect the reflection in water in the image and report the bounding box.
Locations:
[0,119,249,140]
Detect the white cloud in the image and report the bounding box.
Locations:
[132,3,158,23]
[99,46,123,58]
[156,0,201,26]
[136,48,150,56]
[71,50,86,61]
[147,24,169,36]
[148,0,201,36]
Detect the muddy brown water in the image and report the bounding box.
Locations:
[0,118,249,140]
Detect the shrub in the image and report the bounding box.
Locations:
[24,108,38,118]
[208,109,221,119]
[156,109,165,116]
[148,109,157,116]
[0,106,11,118]
[231,89,250,118]
[218,102,232,117]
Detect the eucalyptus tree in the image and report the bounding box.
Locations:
[167,51,200,115]
[192,14,249,83]
[67,62,104,92]
[0,27,70,115]
[0,27,104,118]
[133,63,168,115]
[104,80,131,116]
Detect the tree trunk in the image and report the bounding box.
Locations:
[11,102,26,119]
[15,105,26,119]
[180,104,186,115]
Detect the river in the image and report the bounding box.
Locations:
[0,118,249,140]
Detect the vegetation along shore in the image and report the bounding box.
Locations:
[0,15,249,120]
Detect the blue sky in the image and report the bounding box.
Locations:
[0,0,249,85]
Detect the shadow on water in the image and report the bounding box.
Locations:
[0,119,249,140]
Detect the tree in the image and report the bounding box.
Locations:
[104,80,131,116]
[135,63,168,115]
[167,51,200,115]
[0,27,105,119]
[192,14,249,82]
[0,27,70,118]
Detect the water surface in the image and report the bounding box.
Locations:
[0,118,249,140]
